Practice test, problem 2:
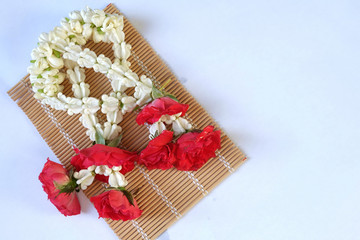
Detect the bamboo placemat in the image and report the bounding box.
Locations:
[7,4,247,240]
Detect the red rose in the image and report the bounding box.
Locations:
[39,159,81,216]
[136,97,189,125]
[90,190,142,221]
[173,126,221,171]
[71,144,138,182]
[139,130,176,170]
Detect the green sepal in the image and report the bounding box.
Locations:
[96,27,105,35]
[44,67,52,71]
[95,129,105,145]
[53,49,61,58]
[104,187,135,206]
[37,89,44,93]
[90,23,96,28]
[165,93,178,102]
[37,74,43,79]
[118,187,134,206]
[30,60,36,63]
[68,34,76,39]
[80,20,85,25]
[132,105,140,112]
[151,79,179,101]
[65,17,70,22]
[151,85,164,99]
[54,170,78,195]
[53,75,59,79]
[107,134,123,147]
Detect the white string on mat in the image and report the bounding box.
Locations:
[137,164,182,219]
[216,150,235,173]
[185,172,208,196]
[132,220,150,240]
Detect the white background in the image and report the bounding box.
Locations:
[0,0,359,239]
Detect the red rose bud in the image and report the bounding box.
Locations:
[39,159,81,216]
[71,144,138,183]
[173,126,221,171]
[139,130,176,170]
[90,189,142,221]
[136,97,189,125]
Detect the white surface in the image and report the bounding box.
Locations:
[1,0,359,239]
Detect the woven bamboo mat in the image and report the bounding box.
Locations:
[7,4,246,240]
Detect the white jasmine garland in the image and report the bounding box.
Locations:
[149,122,166,139]
[101,95,119,114]
[28,7,154,142]
[73,165,128,190]
[95,165,112,176]
[108,166,128,188]
[28,7,193,142]
[134,75,153,106]
[106,110,123,124]
[159,113,180,124]
[172,117,193,135]
[148,114,193,137]
[73,165,96,190]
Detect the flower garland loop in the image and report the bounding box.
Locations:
[35,7,221,221]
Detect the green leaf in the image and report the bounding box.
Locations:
[54,176,78,195]
[68,34,75,39]
[151,85,164,99]
[37,89,44,93]
[68,168,74,178]
[95,129,105,145]
[53,49,61,58]
[30,60,36,63]
[119,188,134,206]
[132,105,140,112]
[107,134,122,147]
[65,17,70,22]
[96,27,105,35]
[165,94,178,102]
[37,74,43,79]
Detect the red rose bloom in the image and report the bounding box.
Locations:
[136,97,189,125]
[173,126,221,171]
[91,190,142,221]
[139,130,176,170]
[39,159,81,216]
[71,144,138,182]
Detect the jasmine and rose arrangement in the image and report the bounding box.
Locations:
[30,7,221,221]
